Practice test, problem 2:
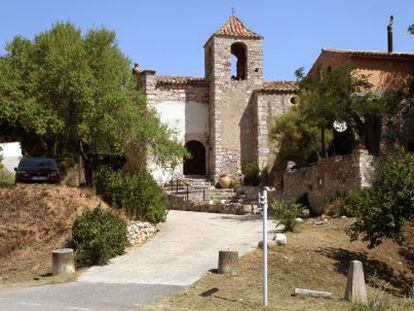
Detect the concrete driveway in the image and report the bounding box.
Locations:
[0,210,264,311]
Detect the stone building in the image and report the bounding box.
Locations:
[283,19,414,213]
[135,16,297,182]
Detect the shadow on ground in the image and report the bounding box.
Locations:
[319,246,414,296]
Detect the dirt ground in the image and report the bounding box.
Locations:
[149,218,414,311]
[0,184,109,286]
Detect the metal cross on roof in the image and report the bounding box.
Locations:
[231,7,236,16]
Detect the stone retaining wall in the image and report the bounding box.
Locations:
[127,222,157,245]
[283,150,383,214]
[166,194,259,215]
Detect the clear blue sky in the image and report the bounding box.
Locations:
[1,1,413,80]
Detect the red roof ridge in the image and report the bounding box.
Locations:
[322,48,414,58]
[215,16,262,39]
[261,80,298,93]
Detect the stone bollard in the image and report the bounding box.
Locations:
[217,250,239,274]
[344,260,368,304]
[52,248,75,276]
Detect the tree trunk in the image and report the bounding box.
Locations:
[218,250,239,274]
[364,115,382,154]
[84,156,94,188]
[321,125,327,158]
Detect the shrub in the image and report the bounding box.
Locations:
[242,163,268,186]
[242,163,260,186]
[344,152,414,248]
[229,179,240,189]
[95,167,167,223]
[71,205,128,266]
[0,147,14,186]
[0,170,14,186]
[271,200,303,232]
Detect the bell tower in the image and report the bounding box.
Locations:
[204,16,263,180]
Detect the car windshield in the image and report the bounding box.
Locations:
[19,158,58,169]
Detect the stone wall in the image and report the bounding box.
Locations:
[166,193,259,215]
[256,92,296,170]
[135,74,210,182]
[283,150,382,214]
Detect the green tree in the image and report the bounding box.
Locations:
[344,152,414,248]
[270,109,332,167]
[0,22,186,185]
[0,145,3,171]
[295,66,402,155]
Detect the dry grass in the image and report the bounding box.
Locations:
[0,184,109,285]
[149,218,414,311]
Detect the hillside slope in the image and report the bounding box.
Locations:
[0,184,107,285]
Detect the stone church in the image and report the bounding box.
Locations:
[135,16,297,182]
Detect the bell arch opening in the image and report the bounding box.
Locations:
[230,42,247,81]
[183,140,206,176]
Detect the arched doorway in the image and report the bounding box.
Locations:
[184,140,206,176]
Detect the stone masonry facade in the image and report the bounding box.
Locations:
[283,150,383,214]
[135,16,297,182]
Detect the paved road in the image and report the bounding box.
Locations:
[0,210,264,311]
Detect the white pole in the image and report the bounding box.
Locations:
[261,189,268,307]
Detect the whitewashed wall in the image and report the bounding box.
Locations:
[0,142,22,173]
[149,101,209,182]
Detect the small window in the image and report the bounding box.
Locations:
[230,43,247,80]
[290,96,298,105]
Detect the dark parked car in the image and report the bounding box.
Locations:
[15,157,60,183]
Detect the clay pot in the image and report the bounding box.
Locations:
[219,174,231,189]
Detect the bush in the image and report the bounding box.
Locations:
[0,147,14,186]
[71,205,128,266]
[344,152,414,248]
[271,200,303,232]
[0,169,14,186]
[242,163,267,186]
[95,168,167,223]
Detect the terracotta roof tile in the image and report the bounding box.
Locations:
[156,75,208,87]
[322,48,414,60]
[215,16,262,39]
[260,81,298,93]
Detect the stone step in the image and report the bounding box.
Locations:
[213,189,236,193]
[165,182,212,188]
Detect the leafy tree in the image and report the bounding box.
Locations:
[294,66,403,155]
[344,152,414,248]
[0,22,186,185]
[270,109,332,167]
[409,24,414,35]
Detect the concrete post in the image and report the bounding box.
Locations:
[52,248,75,275]
[344,260,368,304]
[217,250,239,274]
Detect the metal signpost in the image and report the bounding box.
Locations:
[259,188,268,307]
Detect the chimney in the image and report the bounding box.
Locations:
[387,15,394,53]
